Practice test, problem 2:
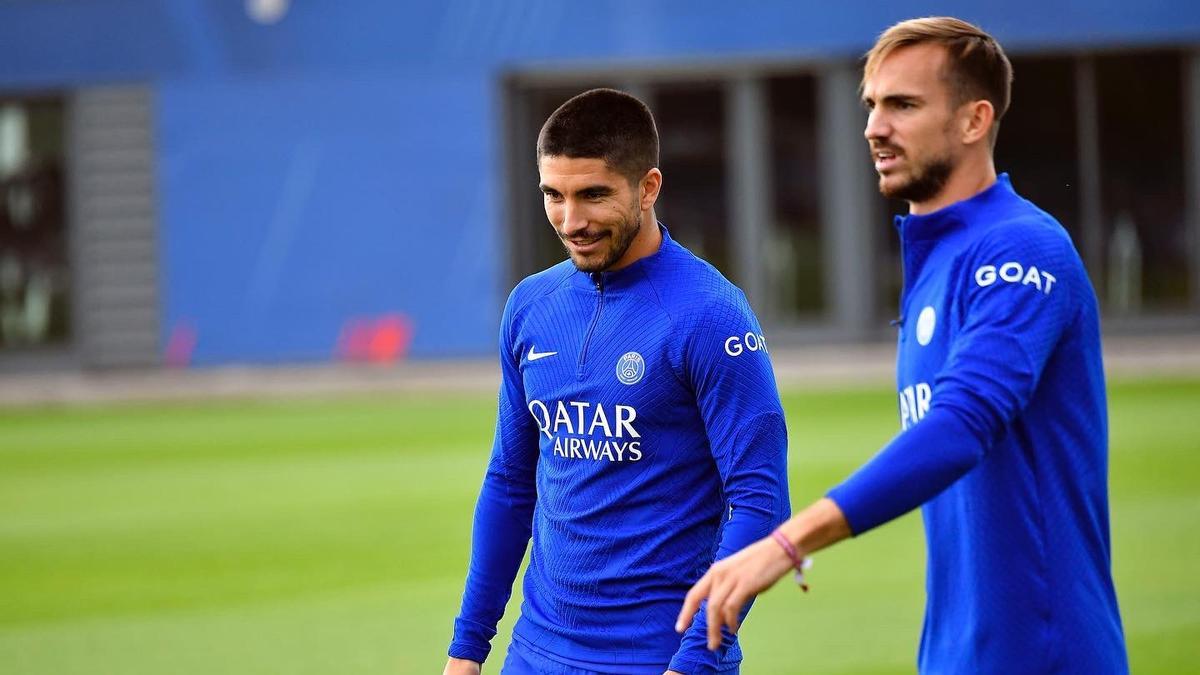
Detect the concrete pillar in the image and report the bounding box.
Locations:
[726,75,772,316]
[817,62,877,338]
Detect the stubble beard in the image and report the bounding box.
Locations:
[564,199,643,273]
[880,153,956,205]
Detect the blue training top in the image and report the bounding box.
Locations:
[828,175,1128,673]
[449,225,790,673]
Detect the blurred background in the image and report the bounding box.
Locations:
[0,2,1197,674]
[0,0,1197,370]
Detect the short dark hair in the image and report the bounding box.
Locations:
[864,17,1013,142]
[536,88,659,183]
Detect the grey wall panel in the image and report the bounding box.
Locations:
[67,85,160,369]
[727,75,771,317]
[817,63,878,338]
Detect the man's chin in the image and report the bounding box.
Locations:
[569,252,611,274]
[878,174,908,200]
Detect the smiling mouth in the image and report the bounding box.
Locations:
[564,233,608,253]
[569,235,603,244]
[873,148,902,172]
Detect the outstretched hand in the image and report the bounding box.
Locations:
[674,535,795,650]
[675,498,853,651]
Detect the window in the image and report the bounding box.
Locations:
[0,96,69,351]
[1096,51,1188,311]
[654,82,730,277]
[767,74,823,318]
[507,51,1197,338]
[995,56,1081,244]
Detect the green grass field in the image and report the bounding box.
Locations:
[1,377,1197,674]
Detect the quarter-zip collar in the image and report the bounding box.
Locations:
[895,174,1017,310]
[569,222,673,292]
[895,173,1015,243]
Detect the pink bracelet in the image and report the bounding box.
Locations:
[770,528,812,592]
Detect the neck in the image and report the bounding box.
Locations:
[607,209,661,272]
[908,153,997,216]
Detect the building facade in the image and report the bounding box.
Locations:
[1,1,1198,368]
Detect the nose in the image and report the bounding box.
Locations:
[559,200,589,235]
[864,108,889,143]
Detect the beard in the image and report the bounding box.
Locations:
[878,147,956,205]
[560,199,643,273]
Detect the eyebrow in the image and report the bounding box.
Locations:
[538,184,616,197]
[864,93,923,108]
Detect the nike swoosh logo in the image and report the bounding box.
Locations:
[528,346,558,361]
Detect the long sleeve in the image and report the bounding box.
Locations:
[447,292,539,663]
[669,296,791,673]
[829,226,1077,535]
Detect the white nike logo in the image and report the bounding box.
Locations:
[527,346,558,361]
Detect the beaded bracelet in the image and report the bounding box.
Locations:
[770,528,813,592]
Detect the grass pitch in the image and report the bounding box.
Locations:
[0,377,1196,673]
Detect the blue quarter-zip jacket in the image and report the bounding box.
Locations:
[828,175,1127,673]
[449,225,790,673]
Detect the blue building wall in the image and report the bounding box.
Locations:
[155,71,499,363]
[2,1,1198,364]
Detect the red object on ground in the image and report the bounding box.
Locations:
[337,313,413,363]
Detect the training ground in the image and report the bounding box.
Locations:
[0,335,1197,673]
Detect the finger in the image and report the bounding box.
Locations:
[676,572,712,632]
[722,585,746,634]
[706,577,736,650]
[706,599,723,650]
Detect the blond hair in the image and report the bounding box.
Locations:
[864,17,1013,135]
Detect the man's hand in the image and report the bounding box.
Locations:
[675,498,852,651]
[443,657,481,675]
[675,535,794,650]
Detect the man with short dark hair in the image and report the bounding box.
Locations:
[444,88,790,674]
[677,18,1128,673]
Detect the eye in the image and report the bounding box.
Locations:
[543,191,563,203]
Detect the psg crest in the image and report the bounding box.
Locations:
[615,351,645,385]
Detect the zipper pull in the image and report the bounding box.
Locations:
[592,272,604,291]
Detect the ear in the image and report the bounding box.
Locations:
[639,168,663,211]
[960,100,995,146]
